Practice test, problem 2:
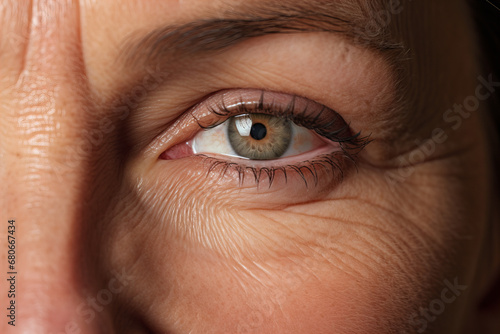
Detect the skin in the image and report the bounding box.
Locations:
[1,0,499,333]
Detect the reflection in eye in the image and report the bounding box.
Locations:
[160,90,369,187]
[192,113,328,160]
[229,114,292,160]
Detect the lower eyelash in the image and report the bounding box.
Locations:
[197,150,356,189]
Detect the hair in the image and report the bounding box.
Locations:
[469,0,500,185]
[469,0,500,313]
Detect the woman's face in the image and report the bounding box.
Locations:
[1,0,498,333]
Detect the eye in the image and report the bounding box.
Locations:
[191,113,329,161]
[159,89,369,187]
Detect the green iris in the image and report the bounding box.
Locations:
[227,114,292,160]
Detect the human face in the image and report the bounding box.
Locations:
[0,0,497,333]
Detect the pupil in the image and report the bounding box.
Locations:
[250,123,267,140]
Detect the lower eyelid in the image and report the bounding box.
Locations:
[154,151,356,204]
[199,144,339,167]
[191,150,353,190]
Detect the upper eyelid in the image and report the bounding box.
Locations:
[197,90,359,143]
[195,89,341,126]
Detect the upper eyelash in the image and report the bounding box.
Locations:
[197,90,371,152]
[185,90,371,188]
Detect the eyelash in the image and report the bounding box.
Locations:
[189,90,371,188]
[198,153,352,188]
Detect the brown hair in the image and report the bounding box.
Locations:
[469,0,500,183]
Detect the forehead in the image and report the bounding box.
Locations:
[78,0,476,121]
[0,0,477,126]
[79,1,469,68]
[0,1,471,81]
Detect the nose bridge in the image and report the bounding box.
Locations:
[1,1,104,333]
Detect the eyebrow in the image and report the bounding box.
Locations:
[119,1,403,69]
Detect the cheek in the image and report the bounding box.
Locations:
[101,142,484,334]
[101,179,444,334]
